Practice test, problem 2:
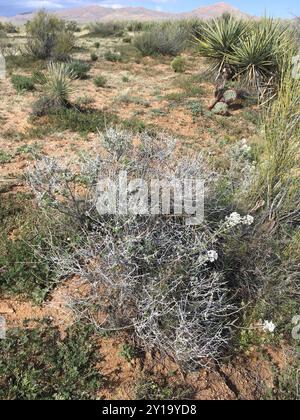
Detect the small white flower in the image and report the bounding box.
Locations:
[242,215,254,226]
[225,212,242,227]
[262,320,276,333]
[207,250,218,262]
[240,139,251,154]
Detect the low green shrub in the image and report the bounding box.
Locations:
[47,108,119,135]
[67,61,91,79]
[104,50,122,62]
[90,52,98,62]
[0,192,83,302]
[11,74,35,92]
[5,55,46,73]
[171,56,186,73]
[94,75,107,87]
[0,322,103,400]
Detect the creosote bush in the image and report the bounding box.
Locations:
[134,23,187,56]
[28,129,256,368]
[26,11,75,61]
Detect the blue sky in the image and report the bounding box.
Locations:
[0,0,299,18]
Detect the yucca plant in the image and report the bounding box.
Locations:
[194,16,247,75]
[44,62,75,106]
[32,62,75,117]
[227,19,295,93]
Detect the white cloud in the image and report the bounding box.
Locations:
[101,3,124,8]
[17,0,175,12]
[23,1,65,9]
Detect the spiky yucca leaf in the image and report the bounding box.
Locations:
[194,16,247,73]
[44,62,75,105]
[227,19,295,90]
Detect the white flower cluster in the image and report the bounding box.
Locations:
[240,138,252,154]
[261,320,276,333]
[207,250,218,263]
[225,212,254,228]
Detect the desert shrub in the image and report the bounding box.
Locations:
[46,108,118,134]
[94,41,100,49]
[0,22,18,33]
[171,56,186,73]
[67,60,91,79]
[11,74,35,92]
[52,30,75,61]
[104,50,122,62]
[0,322,102,400]
[88,21,125,38]
[122,36,132,43]
[115,45,142,63]
[65,20,81,33]
[90,52,98,62]
[0,193,54,301]
[5,55,46,73]
[133,23,188,56]
[25,11,75,60]
[126,21,143,32]
[94,75,107,87]
[28,129,256,368]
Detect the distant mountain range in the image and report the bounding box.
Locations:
[0,3,250,24]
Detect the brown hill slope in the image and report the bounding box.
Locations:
[2,3,250,25]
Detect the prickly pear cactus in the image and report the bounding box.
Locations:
[212,102,229,116]
[223,89,238,105]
